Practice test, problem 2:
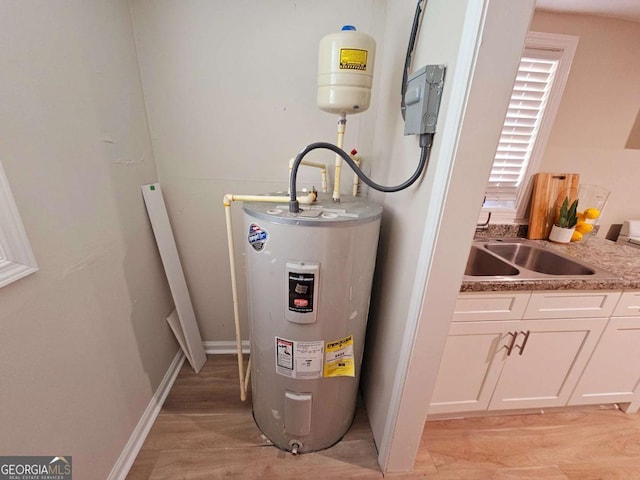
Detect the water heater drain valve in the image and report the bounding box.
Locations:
[289,439,303,456]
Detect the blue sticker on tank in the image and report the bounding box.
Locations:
[248,223,268,252]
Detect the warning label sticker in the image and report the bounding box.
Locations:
[276,338,294,371]
[324,335,355,377]
[275,337,323,379]
[339,48,368,71]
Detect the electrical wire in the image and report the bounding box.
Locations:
[289,134,432,213]
[401,0,426,120]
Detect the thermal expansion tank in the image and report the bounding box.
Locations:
[243,195,382,453]
[317,25,376,115]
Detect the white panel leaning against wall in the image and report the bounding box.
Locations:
[0,160,38,287]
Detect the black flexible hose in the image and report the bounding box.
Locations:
[289,135,432,213]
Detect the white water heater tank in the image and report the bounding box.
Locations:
[317,25,376,115]
[243,195,382,453]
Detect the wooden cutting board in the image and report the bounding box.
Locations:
[528,173,580,239]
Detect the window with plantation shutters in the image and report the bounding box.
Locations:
[486,50,559,204]
[483,32,578,220]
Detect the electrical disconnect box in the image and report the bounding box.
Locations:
[403,64,446,136]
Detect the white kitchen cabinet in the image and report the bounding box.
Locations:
[430,291,613,416]
[429,321,518,414]
[429,292,529,415]
[611,291,640,317]
[524,291,620,319]
[429,316,607,414]
[569,312,640,413]
[453,292,530,322]
[488,318,607,410]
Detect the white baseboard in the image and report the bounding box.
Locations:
[203,340,250,354]
[107,349,185,480]
[107,341,249,479]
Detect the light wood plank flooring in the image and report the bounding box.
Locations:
[127,355,640,479]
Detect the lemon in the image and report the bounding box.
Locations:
[584,208,600,220]
[577,212,585,221]
[575,222,593,234]
[571,230,583,242]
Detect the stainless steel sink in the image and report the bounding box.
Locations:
[464,238,617,281]
[485,243,594,275]
[465,246,519,276]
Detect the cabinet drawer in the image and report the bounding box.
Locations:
[453,293,530,321]
[524,291,621,319]
[612,291,640,317]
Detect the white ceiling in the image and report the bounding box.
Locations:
[536,0,640,23]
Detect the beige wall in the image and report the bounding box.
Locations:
[531,11,640,237]
[361,0,535,469]
[0,1,177,478]
[130,0,388,342]
[361,0,472,456]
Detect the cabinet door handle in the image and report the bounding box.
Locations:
[515,330,531,355]
[504,331,518,356]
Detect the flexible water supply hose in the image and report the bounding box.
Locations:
[289,134,432,213]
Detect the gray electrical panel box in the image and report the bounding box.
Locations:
[403,64,446,136]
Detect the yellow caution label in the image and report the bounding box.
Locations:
[324,335,355,377]
[339,49,368,71]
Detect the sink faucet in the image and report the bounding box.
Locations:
[476,196,491,231]
[476,211,492,231]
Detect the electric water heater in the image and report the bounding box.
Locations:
[243,195,382,453]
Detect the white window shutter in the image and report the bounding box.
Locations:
[482,33,579,222]
[486,51,559,203]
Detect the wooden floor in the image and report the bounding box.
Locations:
[127,355,640,479]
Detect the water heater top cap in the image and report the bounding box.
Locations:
[341,25,356,31]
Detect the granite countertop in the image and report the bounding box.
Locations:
[461,236,640,293]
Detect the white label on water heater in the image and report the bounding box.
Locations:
[275,337,324,379]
